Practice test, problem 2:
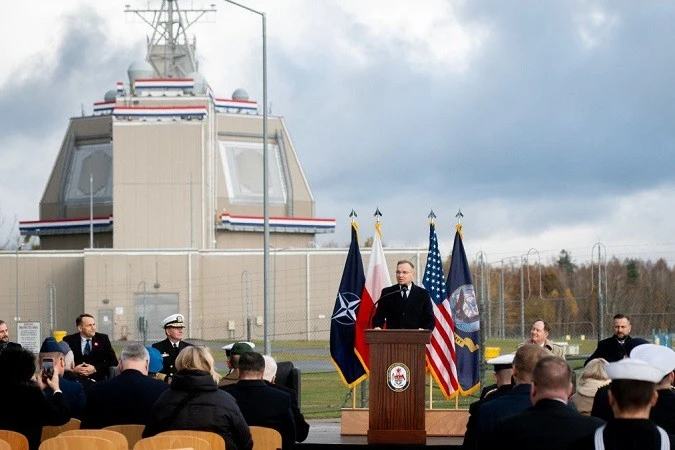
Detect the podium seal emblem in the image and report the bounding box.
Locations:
[387,363,411,392]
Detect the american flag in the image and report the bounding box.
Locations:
[423,222,459,399]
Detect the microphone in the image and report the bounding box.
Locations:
[369,285,406,329]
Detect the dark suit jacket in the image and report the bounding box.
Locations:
[0,341,22,352]
[63,332,118,381]
[487,399,605,450]
[152,338,193,379]
[585,335,634,365]
[372,283,435,330]
[462,384,513,450]
[81,368,170,429]
[222,379,296,450]
[45,376,86,419]
[592,385,675,433]
[265,380,310,442]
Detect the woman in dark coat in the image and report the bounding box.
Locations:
[0,348,70,450]
[143,346,253,450]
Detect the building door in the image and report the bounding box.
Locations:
[134,292,179,344]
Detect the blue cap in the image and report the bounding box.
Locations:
[146,346,163,373]
[40,337,64,354]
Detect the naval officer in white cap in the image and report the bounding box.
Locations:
[151,314,193,382]
[574,357,673,449]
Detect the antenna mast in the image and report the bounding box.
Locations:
[125,0,216,78]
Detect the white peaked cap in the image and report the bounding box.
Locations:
[486,354,515,366]
[630,344,675,376]
[605,358,666,383]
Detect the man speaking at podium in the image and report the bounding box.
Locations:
[372,260,435,330]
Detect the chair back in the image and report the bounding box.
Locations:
[39,436,117,450]
[157,431,225,450]
[60,429,128,450]
[103,424,145,449]
[133,435,212,450]
[0,429,29,450]
[0,439,10,450]
[41,418,82,442]
[250,426,282,450]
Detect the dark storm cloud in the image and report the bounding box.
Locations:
[0,7,143,139]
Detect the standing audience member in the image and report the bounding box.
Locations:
[219,341,255,386]
[516,320,564,357]
[487,356,604,449]
[463,354,515,449]
[39,337,86,418]
[0,348,70,450]
[372,260,435,330]
[630,343,675,434]
[152,313,193,382]
[585,313,634,365]
[0,320,21,352]
[81,343,169,429]
[569,358,610,415]
[143,346,252,450]
[573,358,674,449]
[222,352,296,450]
[473,344,550,449]
[63,313,118,381]
[263,355,310,442]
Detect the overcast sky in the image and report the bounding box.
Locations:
[2,1,675,266]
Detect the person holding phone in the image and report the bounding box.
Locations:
[40,337,86,418]
[0,347,69,450]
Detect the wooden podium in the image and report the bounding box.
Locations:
[365,329,431,445]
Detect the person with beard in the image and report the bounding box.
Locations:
[0,320,21,352]
[585,314,634,365]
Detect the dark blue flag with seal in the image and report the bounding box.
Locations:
[446,224,480,395]
[329,222,367,387]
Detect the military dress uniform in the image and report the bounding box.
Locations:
[151,314,193,381]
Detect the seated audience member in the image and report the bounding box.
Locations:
[146,346,167,381]
[219,341,255,386]
[222,352,296,450]
[463,354,515,449]
[0,319,21,352]
[569,357,610,415]
[573,358,674,449]
[516,319,564,357]
[591,338,650,421]
[487,356,604,450]
[58,340,95,391]
[82,343,169,429]
[62,313,118,381]
[39,337,86,419]
[0,348,70,450]
[143,346,252,450]
[263,355,310,442]
[630,343,675,434]
[472,344,550,449]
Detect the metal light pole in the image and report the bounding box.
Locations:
[222,0,270,354]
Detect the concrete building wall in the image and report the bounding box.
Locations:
[113,122,207,249]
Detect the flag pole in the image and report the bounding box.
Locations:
[427,210,436,410]
[455,208,463,412]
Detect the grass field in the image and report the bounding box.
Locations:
[113,337,598,419]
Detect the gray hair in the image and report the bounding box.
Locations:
[120,343,149,363]
[63,349,75,370]
[263,355,277,382]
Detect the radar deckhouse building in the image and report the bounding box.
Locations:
[21,0,334,250]
[11,1,344,343]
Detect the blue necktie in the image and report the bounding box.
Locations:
[84,339,91,356]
